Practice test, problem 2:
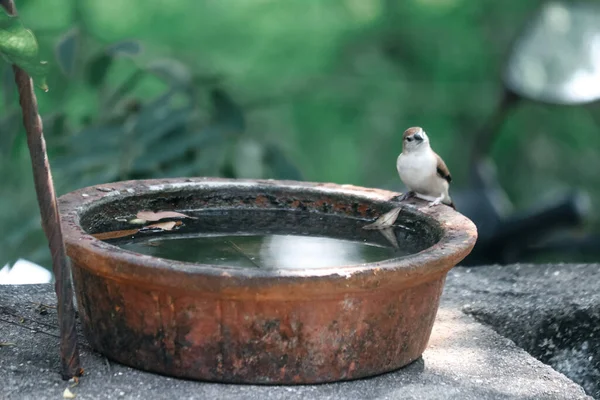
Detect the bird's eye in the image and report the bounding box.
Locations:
[406,137,414,142]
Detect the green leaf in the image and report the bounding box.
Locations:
[134,106,191,147]
[264,144,303,180]
[221,161,236,178]
[64,124,124,153]
[210,88,245,134]
[86,40,142,88]
[131,127,223,173]
[0,8,49,91]
[52,150,114,172]
[131,91,181,142]
[194,72,223,87]
[104,69,144,105]
[44,112,67,138]
[2,64,15,106]
[0,110,20,157]
[233,138,265,179]
[68,164,120,190]
[54,27,78,77]
[107,40,143,57]
[86,52,112,87]
[146,58,192,88]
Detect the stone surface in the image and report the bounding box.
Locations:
[446,264,600,399]
[0,265,594,400]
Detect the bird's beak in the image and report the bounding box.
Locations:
[413,132,423,141]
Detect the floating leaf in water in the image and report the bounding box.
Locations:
[136,210,196,221]
[363,207,402,230]
[0,7,49,90]
[91,220,184,240]
[91,228,140,241]
[141,221,182,232]
[128,218,147,225]
[377,227,400,249]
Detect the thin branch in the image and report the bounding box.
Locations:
[0,317,61,339]
[1,0,82,380]
[0,307,88,342]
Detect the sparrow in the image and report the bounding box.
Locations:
[363,126,455,231]
[395,127,455,209]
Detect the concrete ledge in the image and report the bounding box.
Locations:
[0,265,593,400]
[446,264,600,398]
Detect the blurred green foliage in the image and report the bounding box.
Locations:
[1,0,599,267]
[0,6,48,90]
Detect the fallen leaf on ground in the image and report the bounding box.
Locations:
[0,342,16,346]
[136,210,196,222]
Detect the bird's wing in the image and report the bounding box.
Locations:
[435,152,452,183]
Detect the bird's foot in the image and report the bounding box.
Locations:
[391,191,415,203]
[428,196,444,207]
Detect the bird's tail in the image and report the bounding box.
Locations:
[445,199,457,210]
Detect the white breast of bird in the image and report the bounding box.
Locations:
[396,150,447,198]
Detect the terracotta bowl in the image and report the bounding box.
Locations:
[58,178,477,384]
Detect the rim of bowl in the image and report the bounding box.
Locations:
[59,178,478,291]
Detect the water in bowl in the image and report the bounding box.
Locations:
[104,209,421,270]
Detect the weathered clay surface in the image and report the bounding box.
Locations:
[58,178,477,383]
[0,282,591,399]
